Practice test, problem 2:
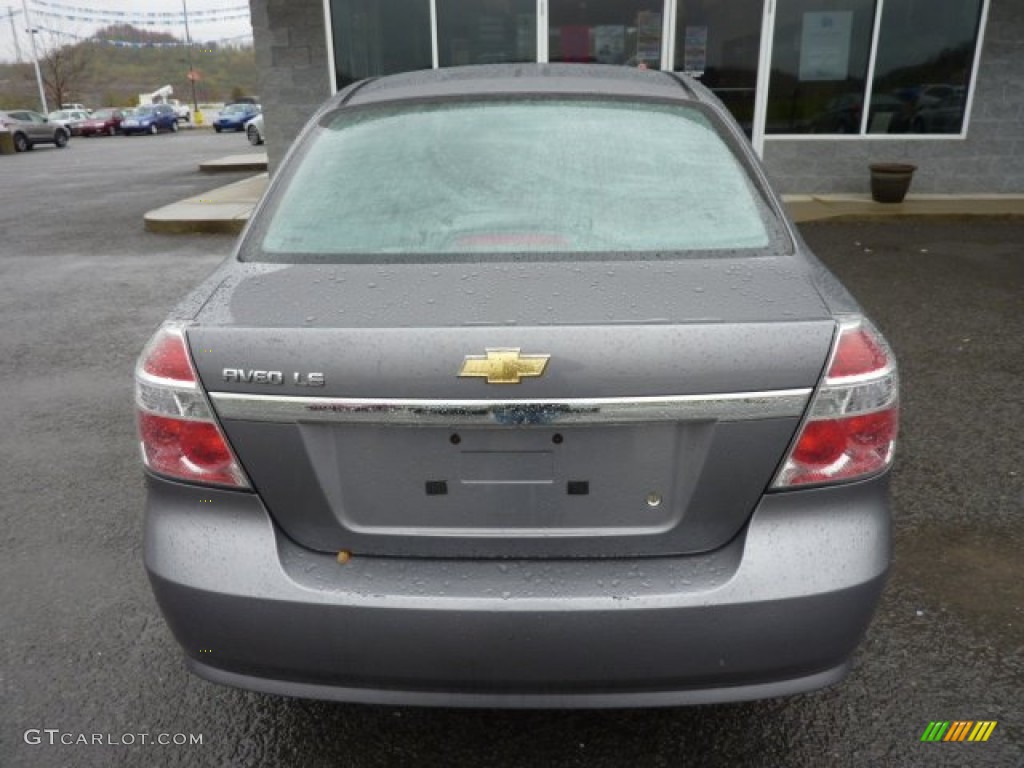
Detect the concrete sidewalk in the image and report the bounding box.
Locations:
[145,168,1024,235]
[145,174,268,234]
[785,193,1024,222]
[199,152,269,173]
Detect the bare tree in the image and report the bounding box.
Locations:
[36,31,89,110]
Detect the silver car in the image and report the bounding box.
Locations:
[246,113,265,146]
[137,64,899,708]
[47,108,89,136]
[0,110,70,151]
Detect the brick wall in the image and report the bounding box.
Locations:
[250,0,331,172]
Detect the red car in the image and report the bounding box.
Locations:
[78,108,126,137]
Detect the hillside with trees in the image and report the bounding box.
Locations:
[0,24,256,110]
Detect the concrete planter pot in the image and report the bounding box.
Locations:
[869,163,917,204]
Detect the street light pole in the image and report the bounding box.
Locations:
[181,0,198,113]
[4,6,24,63]
[21,0,47,113]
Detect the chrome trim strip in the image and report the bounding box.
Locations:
[208,389,812,426]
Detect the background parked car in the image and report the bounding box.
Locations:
[166,99,192,124]
[121,104,179,136]
[913,84,964,110]
[213,103,261,132]
[246,113,265,146]
[77,108,126,137]
[911,91,968,134]
[811,93,908,134]
[47,109,89,136]
[0,109,70,151]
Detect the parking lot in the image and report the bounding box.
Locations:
[1,132,1021,767]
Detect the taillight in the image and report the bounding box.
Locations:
[773,317,899,488]
[134,324,250,488]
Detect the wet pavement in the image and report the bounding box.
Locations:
[0,135,1021,766]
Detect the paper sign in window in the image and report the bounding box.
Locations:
[799,11,853,81]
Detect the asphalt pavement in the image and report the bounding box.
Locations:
[1,132,1021,767]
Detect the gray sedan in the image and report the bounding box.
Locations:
[0,109,70,151]
[136,64,899,708]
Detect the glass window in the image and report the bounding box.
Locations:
[330,0,432,88]
[868,0,984,134]
[437,0,536,67]
[674,0,764,137]
[765,0,877,134]
[255,100,774,262]
[548,0,664,68]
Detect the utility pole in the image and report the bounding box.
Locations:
[181,0,198,114]
[3,6,23,62]
[21,0,46,114]
[9,6,22,62]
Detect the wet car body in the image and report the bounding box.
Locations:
[137,64,899,708]
[78,108,126,137]
[47,109,89,136]
[246,113,265,145]
[121,104,179,136]
[0,109,70,150]
[213,103,261,132]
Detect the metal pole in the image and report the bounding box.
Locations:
[21,0,46,113]
[7,7,23,63]
[181,0,198,112]
[751,0,775,159]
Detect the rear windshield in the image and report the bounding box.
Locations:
[247,98,782,263]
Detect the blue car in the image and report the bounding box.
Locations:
[213,103,261,132]
[121,104,180,136]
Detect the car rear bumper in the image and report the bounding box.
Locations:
[144,474,891,708]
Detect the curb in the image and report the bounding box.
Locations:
[144,214,249,235]
[199,155,268,173]
[144,174,265,235]
[784,194,1024,223]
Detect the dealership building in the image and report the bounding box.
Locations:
[249,0,1021,194]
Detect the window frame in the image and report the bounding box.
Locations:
[321,0,991,147]
[763,0,991,143]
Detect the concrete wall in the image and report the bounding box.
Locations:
[250,0,331,172]
[252,0,1022,193]
[763,0,1024,194]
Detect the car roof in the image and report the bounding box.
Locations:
[340,63,706,110]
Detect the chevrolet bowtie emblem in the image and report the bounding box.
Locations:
[458,348,551,384]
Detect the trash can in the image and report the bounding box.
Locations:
[0,130,16,155]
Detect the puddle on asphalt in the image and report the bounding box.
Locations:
[892,524,1021,648]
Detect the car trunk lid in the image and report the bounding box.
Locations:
[189,256,834,557]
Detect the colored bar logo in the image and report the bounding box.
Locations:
[921,721,997,742]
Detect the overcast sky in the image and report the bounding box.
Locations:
[1,0,253,62]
